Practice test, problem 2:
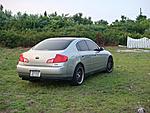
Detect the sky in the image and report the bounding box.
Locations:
[0,0,150,23]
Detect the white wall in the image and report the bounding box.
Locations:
[127,37,150,48]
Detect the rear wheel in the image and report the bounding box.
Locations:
[71,64,85,86]
[106,56,114,73]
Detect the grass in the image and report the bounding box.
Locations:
[0,47,150,113]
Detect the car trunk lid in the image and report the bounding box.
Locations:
[23,50,64,66]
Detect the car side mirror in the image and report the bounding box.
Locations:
[94,47,104,51]
[99,47,104,51]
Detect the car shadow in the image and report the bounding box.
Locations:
[26,70,116,88]
[27,79,72,87]
[85,70,108,79]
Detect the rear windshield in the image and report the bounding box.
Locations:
[32,39,74,50]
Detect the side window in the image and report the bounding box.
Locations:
[76,40,89,51]
[85,40,99,51]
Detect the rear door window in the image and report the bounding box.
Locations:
[76,40,89,51]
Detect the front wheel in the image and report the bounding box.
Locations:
[71,64,85,86]
[106,56,114,73]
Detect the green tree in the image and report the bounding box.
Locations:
[95,19,108,25]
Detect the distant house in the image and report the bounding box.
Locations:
[127,37,150,48]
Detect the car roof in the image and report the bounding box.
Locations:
[46,37,90,41]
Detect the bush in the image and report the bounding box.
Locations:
[0,27,128,48]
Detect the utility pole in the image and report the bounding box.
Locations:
[0,4,3,11]
[140,8,142,15]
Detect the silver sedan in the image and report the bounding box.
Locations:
[17,37,114,85]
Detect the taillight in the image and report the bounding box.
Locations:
[46,54,68,63]
[19,54,29,63]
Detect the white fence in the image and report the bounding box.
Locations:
[127,37,150,48]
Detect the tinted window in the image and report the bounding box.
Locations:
[85,40,99,51]
[76,40,89,51]
[33,39,74,50]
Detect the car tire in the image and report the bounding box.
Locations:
[71,64,85,86]
[106,56,114,73]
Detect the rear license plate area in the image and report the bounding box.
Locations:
[30,70,41,77]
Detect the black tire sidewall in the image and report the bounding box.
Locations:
[72,64,84,85]
[106,57,113,73]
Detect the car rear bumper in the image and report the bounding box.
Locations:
[17,64,73,80]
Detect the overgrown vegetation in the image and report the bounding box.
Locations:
[0,6,150,48]
[0,47,150,113]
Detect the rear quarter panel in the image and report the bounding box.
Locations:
[63,40,82,77]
